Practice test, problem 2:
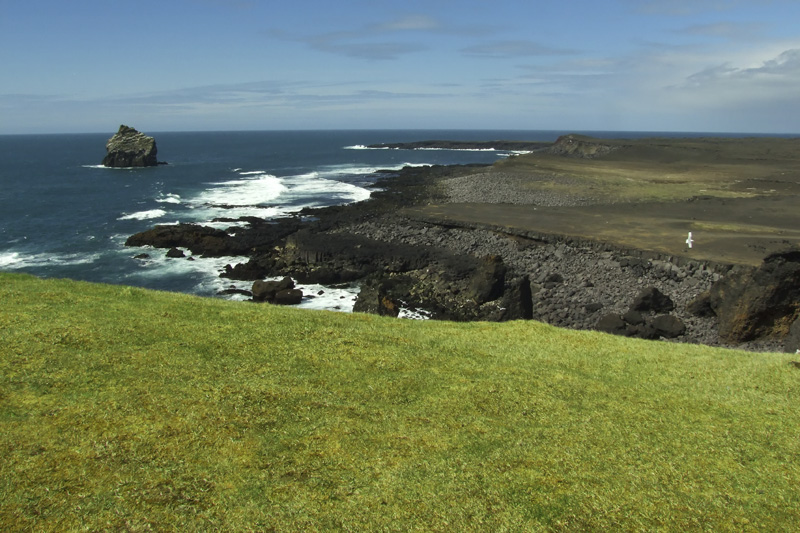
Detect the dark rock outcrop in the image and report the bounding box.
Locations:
[631,287,674,313]
[686,292,715,317]
[252,277,302,305]
[125,217,304,259]
[548,134,621,159]
[652,315,686,339]
[274,289,303,305]
[102,125,161,167]
[707,249,800,343]
[166,247,185,258]
[353,283,401,317]
[126,224,241,257]
[469,255,507,304]
[595,311,685,340]
[595,287,685,340]
[596,314,628,336]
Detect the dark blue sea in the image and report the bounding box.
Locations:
[0,129,786,312]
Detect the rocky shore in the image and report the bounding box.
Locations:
[125,135,800,353]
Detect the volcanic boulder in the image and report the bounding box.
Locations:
[631,287,674,313]
[252,277,303,305]
[353,283,401,317]
[102,125,160,167]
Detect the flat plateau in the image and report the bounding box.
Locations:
[407,136,800,266]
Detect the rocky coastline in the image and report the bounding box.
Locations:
[125,136,800,353]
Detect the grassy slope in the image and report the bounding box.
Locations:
[1,272,799,531]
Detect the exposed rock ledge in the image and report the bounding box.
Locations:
[102,125,165,167]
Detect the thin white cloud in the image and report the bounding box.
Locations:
[372,14,440,32]
[683,48,800,86]
[21,79,453,112]
[270,13,445,61]
[461,40,578,58]
[626,0,746,16]
[676,21,764,40]
[309,38,428,60]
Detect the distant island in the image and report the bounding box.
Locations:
[366,140,552,151]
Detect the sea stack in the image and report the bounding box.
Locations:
[102,125,160,167]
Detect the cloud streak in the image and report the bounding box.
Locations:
[271,14,446,60]
[676,21,764,40]
[461,40,578,58]
[684,48,800,86]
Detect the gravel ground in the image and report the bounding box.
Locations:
[441,172,592,207]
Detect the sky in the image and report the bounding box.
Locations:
[2,0,800,134]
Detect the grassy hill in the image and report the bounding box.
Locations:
[2,272,799,530]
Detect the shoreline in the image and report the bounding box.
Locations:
[126,135,800,352]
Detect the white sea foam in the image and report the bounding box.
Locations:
[192,172,286,208]
[118,209,167,221]
[0,252,22,268]
[398,307,433,320]
[318,162,429,178]
[343,144,389,150]
[0,250,101,269]
[127,252,359,310]
[181,168,381,224]
[156,193,182,204]
[280,172,372,203]
[82,164,140,170]
[294,282,360,312]
[415,147,497,152]
[128,248,245,287]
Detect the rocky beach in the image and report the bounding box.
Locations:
[126,134,800,353]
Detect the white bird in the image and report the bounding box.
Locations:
[686,232,694,249]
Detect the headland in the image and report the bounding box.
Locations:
[126,134,800,352]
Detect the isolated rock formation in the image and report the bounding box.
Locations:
[102,125,160,167]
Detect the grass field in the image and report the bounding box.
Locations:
[2,272,799,531]
[409,136,800,265]
[496,136,800,204]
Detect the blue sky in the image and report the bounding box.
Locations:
[2,0,800,134]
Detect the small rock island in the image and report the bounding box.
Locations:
[102,125,163,167]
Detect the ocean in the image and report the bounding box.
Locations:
[0,130,555,312]
[0,129,785,313]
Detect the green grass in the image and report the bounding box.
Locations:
[2,272,799,531]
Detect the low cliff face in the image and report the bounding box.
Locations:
[102,125,159,167]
